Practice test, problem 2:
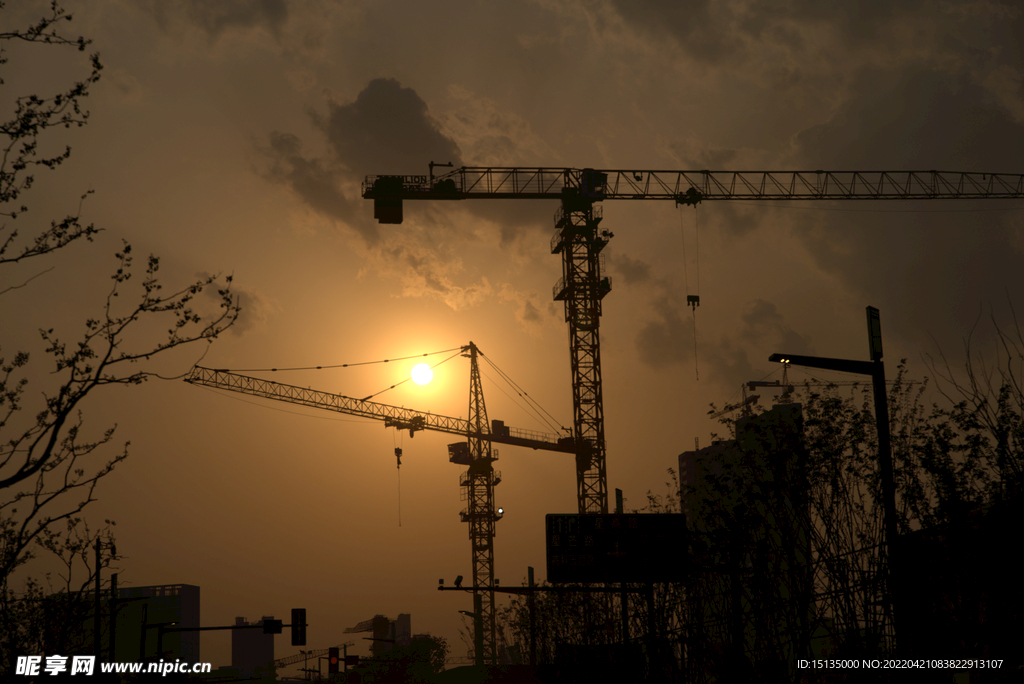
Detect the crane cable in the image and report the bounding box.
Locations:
[356,350,460,403]
[680,203,700,381]
[221,347,464,373]
[393,427,403,527]
[479,355,566,434]
[478,366,561,436]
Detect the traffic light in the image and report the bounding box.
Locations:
[291,608,306,646]
[262,619,283,634]
[328,647,339,674]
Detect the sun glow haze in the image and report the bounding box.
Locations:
[411,363,433,385]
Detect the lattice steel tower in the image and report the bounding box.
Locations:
[454,342,502,663]
[551,192,611,513]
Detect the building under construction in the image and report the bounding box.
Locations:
[680,403,815,682]
[345,613,422,658]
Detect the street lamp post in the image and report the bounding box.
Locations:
[139,619,176,662]
[459,593,485,666]
[769,306,899,646]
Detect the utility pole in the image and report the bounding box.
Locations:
[94,538,101,657]
[459,594,485,666]
[108,573,117,661]
[616,488,628,644]
[139,604,147,661]
[527,566,536,667]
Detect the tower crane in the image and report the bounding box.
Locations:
[185,342,570,666]
[364,167,1024,517]
[268,643,353,677]
[708,393,760,421]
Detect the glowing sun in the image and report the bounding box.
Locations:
[411,363,433,385]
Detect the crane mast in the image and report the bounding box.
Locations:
[552,195,611,514]
[364,165,1024,518]
[460,342,500,664]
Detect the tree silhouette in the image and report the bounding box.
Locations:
[0,2,240,669]
[496,353,1023,682]
[348,637,449,684]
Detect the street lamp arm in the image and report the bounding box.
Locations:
[769,353,875,376]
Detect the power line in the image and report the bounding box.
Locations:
[361,349,464,401]
[222,347,464,373]
[478,365,561,435]
[479,354,567,434]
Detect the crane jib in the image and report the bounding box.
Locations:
[362,169,1024,199]
[184,366,573,453]
[362,168,1024,224]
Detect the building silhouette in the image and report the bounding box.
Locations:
[680,403,813,682]
[346,613,413,657]
[230,616,276,679]
[117,584,201,663]
[52,583,201,664]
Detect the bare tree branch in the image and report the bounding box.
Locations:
[0,4,240,668]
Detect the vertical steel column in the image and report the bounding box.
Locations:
[462,342,500,664]
[551,193,610,515]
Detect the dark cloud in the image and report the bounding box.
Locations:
[636,300,762,389]
[312,78,463,177]
[199,274,271,337]
[636,293,693,368]
[309,79,553,243]
[608,0,740,62]
[401,249,447,293]
[669,140,739,170]
[790,209,1024,355]
[150,0,289,38]
[262,78,555,247]
[261,131,374,242]
[609,253,653,285]
[637,294,810,388]
[736,0,926,45]
[619,0,1024,376]
[496,284,555,334]
[521,299,542,323]
[261,78,469,243]
[789,63,1024,353]
[705,338,762,392]
[608,0,1016,66]
[795,67,1024,170]
[467,201,553,246]
[740,299,812,355]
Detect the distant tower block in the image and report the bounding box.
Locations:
[232,616,274,679]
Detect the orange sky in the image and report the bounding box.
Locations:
[3,0,1023,672]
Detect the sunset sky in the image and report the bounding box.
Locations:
[3,0,1023,671]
